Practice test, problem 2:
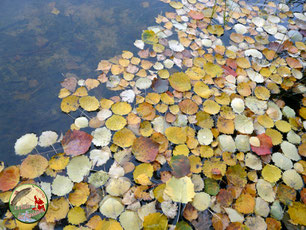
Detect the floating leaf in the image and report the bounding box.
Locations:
[52,175,73,196]
[49,153,69,171]
[14,133,38,155]
[99,195,124,219]
[61,130,93,156]
[91,127,112,147]
[61,95,79,113]
[119,210,142,230]
[287,202,306,226]
[170,155,191,178]
[256,179,275,202]
[251,133,273,156]
[45,197,69,222]
[235,193,255,214]
[143,213,168,230]
[38,131,58,147]
[67,206,86,225]
[262,164,282,183]
[20,154,48,179]
[165,127,187,144]
[133,163,154,185]
[111,102,132,115]
[67,155,91,183]
[142,30,158,44]
[169,72,191,92]
[165,176,195,203]
[207,25,224,36]
[69,182,90,206]
[0,166,19,191]
[192,192,211,211]
[113,128,136,147]
[282,169,304,190]
[132,137,159,163]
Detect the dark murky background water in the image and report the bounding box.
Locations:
[0,0,171,165]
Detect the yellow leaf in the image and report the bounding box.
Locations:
[169,1,184,9]
[254,86,270,100]
[165,176,195,203]
[143,213,168,230]
[165,127,187,144]
[113,128,136,147]
[98,219,123,230]
[173,144,189,156]
[287,202,306,226]
[203,158,226,180]
[111,102,132,115]
[79,96,100,111]
[106,115,127,131]
[69,182,90,206]
[169,72,191,92]
[236,57,251,68]
[234,193,255,214]
[133,163,154,185]
[262,164,282,183]
[73,86,88,96]
[207,25,224,36]
[16,220,37,230]
[275,120,291,133]
[49,153,69,171]
[203,62,223,78]
[203,100,221,115]
[67,206,86,225]
[154,184,166,203]
[61,95,79,113]
[45,197,69,222]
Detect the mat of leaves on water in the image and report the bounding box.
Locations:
[1,0,306,229]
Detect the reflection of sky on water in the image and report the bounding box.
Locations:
[0,0,170,165]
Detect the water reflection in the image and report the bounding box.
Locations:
[0,0,170,164]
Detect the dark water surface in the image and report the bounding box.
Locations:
[0,0,171,165]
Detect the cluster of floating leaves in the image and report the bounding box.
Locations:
[1,0,306,229]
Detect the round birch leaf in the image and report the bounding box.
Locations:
[38,131,58,147]
[14,133,38,155]
[67,155,91,183]
[192,192,211,211]
[119,210,142,230]
[52,175,73,196]
[282,169,304,190]
[165,176,195,203]
[99,195,124,219]
[256,179,275,202]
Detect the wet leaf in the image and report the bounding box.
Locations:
[0,166,19,191]
[143,213,168,230]
[170,155,191,178]
[61,130,93,156]
[20,154,48,179]
[165,176,195,203]
[132,137,159,163]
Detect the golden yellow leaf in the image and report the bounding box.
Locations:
[200,145,214,158]
[85,79,100,90]
[106,115,127,131]
[16,220,37,230]
[234,193,255,214]
[154,184,166,203]
[67,206,87,225]
[262,164,282,183]
[58,88,71,98]
[113,128,136,147]
[257,114,274,128]
[140,121,153,137]
[236,57,251,68]
[287,202,306,226]
[79,96,100,111]
[275,120,291,133]
[203,158,226,180]
[203,100,221,115]
[49,153,69,171]
[266,128,283,145]
[45,197,69,222]
[69,182,90,206]
[189,155,202,173]
[203,62,223,78]
[169,72,191,92]
[173,144,189,156]
[254,86,270,100]
[133,163,154,185]
[61,95,79,113]
[207,25,224,36]
[73,86,88,96]
[111,102,132,115]
[165,127,187,144]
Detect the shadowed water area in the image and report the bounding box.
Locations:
[0,0,171,165]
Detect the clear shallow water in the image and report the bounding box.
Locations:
[0,0,171,165]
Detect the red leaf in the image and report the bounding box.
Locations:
[132,137,159,163]
[62,130,93,156]
[251,133,273,156]
[222,65,237,77]
[0,166,20,191]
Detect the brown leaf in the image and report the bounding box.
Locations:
[132,136,159,163]
[62,130,93,156]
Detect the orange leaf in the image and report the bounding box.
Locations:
[0,166,20,191]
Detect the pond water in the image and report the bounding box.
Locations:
[0,0,171,165]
